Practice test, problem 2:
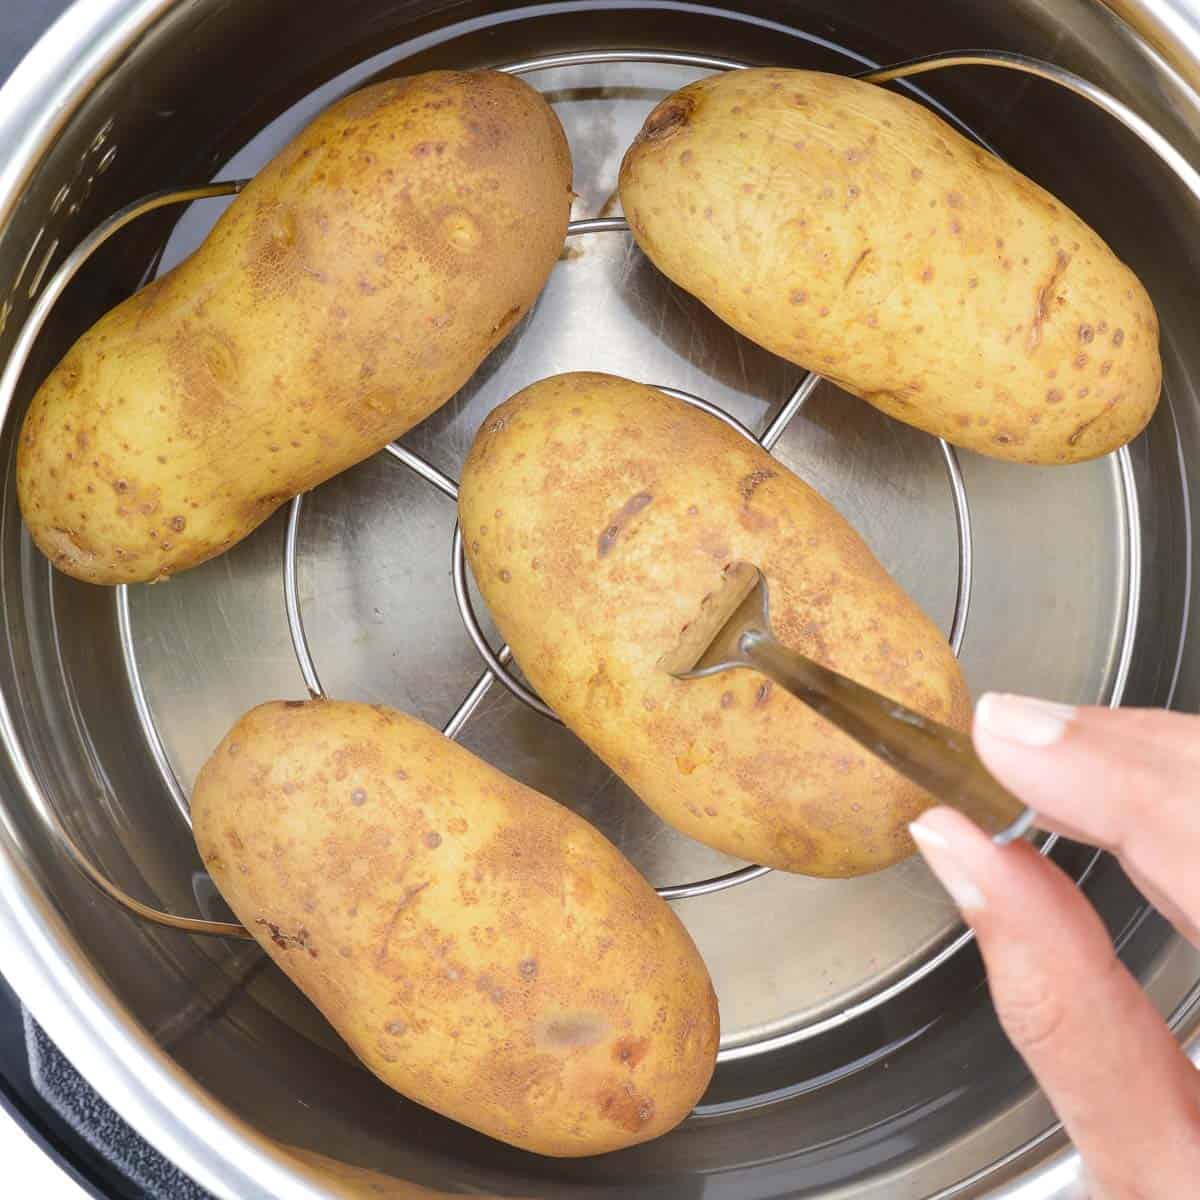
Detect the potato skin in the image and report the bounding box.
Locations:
[459,373,971,877]
[192,700,718,1157]
[619,68,1160,464]
[19,70,572,584]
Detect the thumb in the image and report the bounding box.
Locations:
[910,806,1200,1199]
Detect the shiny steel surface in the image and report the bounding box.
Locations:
[862,50,1200,205]
[0,45,1117,1010]
[0,181,250,939]
[0,3,1196,1200]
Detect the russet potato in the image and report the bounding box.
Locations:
[192,699,718,1157]
[619,68,1160,464]
[459,372,971,877]
[20,70,572,584]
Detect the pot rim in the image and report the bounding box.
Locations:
[0,3,1197,1199]
[0,10,336,1197]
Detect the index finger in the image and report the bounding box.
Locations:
[972,693,1200,938]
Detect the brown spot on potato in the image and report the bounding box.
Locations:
[739,469,775,503]
[1112,328,1125,346]
[720,691,735,709]
[489,304,522,338]
[789,289,807,305]
[636,95,694,144]
[613,1036,651,1068]
[384,1019,407,1036]
[255,920,317,957]
[424,831,442,848]
[1027,251,1071,352]
[475,973,497,995]
[756,682,772,705]
[375,881,431,966]
[538,1014,609,1049]
[598,1081,655,1132]
[597,491,653,557]
[1046,388,1064,405]
[843,248,871,288]
[1067,396,1122,446]
[519,958,538,980]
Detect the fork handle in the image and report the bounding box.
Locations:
[742,632,1033,844]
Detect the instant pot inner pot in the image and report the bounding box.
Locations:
[1,2,1196,1197]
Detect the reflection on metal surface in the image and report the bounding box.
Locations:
[0,182,250,941]
[283,494,324,700]
[1099,0,1200,100]
[862,50,1200,207]
[0,49,1149,1018]
[1,24,1195,1200]
[116,584,190,823]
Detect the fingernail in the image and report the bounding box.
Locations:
[975,692,1075,748]
[909,820,987,911]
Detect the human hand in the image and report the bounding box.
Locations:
[909,694,1200,1200]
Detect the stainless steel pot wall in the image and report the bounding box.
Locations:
[0,2,1197,1198]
